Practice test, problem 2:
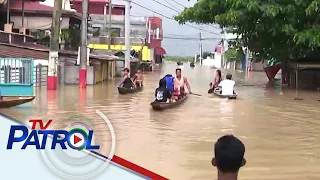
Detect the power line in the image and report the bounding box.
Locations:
[163,0,181,11]
[152,0,180,13]
[164,33,201,37]
[163,36,220,40]
[151,0,220,30]
[131,0,221,35]
[133,32,220,39]
[171,0,186,9]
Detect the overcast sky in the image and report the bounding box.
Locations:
[130,0,222,56]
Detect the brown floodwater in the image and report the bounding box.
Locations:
[2,62,320,180]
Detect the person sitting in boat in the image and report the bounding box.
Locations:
[155,78,172,102]
[210,69,222,89]
[134,69,144,87]
[217,73,235,95]
[119,68,136,89]
[163,74,174,94]
[211,135,246,180]
[172,68,192,100]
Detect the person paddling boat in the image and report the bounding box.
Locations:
[173,68,192,100]
[119,68,135,89]
[216,73,236,95]
[211,69,222,89]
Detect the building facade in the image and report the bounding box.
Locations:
[71,0,166,62]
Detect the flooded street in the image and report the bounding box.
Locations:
[2,62,320,180]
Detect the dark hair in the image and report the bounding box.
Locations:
[226,73,232,80]
[159,78,166,87]
[176,68,181,73]
[123,68,130,73]
[216,70,222,78]
[214,135,245,173]
[216,70,222,81]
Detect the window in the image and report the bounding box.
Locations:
[93,27,100,37]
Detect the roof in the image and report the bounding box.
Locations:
[2,0,81,19]
[0,42,122,61]
[155,47,166,55]
[9,0,76,13]
[72,0,125,7]
[0,0,44,4]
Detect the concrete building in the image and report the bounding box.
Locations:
[72,0,166,66]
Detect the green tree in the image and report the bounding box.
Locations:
[224,48,245,62]
[175,0,320,62]
[202,51,211,59]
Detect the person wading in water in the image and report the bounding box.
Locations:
[212,135,246,180]
[119,68,135,89]
[172,68,192,100]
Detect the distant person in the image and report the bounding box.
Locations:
[210,69,222,89]
[212,135,246,180]
[119,68,135,89]
[155,78,172,102]
[134,69,144,87]
[218,73,235,95]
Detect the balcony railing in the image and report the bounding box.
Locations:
[0,31,36,44]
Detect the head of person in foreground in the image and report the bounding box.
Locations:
[176,68,182,78]
[123,68,130,76]
[159,78,166,88]
[212,135,246,180]
[226,73,232,80]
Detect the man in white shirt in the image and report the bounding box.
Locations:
[218,74,235,95]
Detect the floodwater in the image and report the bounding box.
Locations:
[2,62,320,180]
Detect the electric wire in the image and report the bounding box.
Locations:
[131,0,221,35]
[150,0,221,30]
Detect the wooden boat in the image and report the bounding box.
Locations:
[0,96,35,108]
[213,91,237,99]
[118,86,143,94]
[150,94,188,110]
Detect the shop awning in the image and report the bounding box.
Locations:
[155,47,166,55]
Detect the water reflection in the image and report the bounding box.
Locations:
[1,63,320,180]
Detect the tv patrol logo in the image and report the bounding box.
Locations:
[7,119,99,151]
[7,110,116,180]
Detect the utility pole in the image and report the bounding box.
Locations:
[6,0,10,24]
[221,28,225,69]
[107,0,113,50]
[48,0,63,90]
[103,5,106,36]
[199,31,203,65]
[79,0,88,88]
[124,0,131,69]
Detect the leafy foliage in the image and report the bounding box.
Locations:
[202,51,211,59]
[175,0,320,61]
[224,48,245,62]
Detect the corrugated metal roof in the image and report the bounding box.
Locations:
[0,42,123,61]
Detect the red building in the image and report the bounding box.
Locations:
[71,0,125,15]
[147,17,166,63]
